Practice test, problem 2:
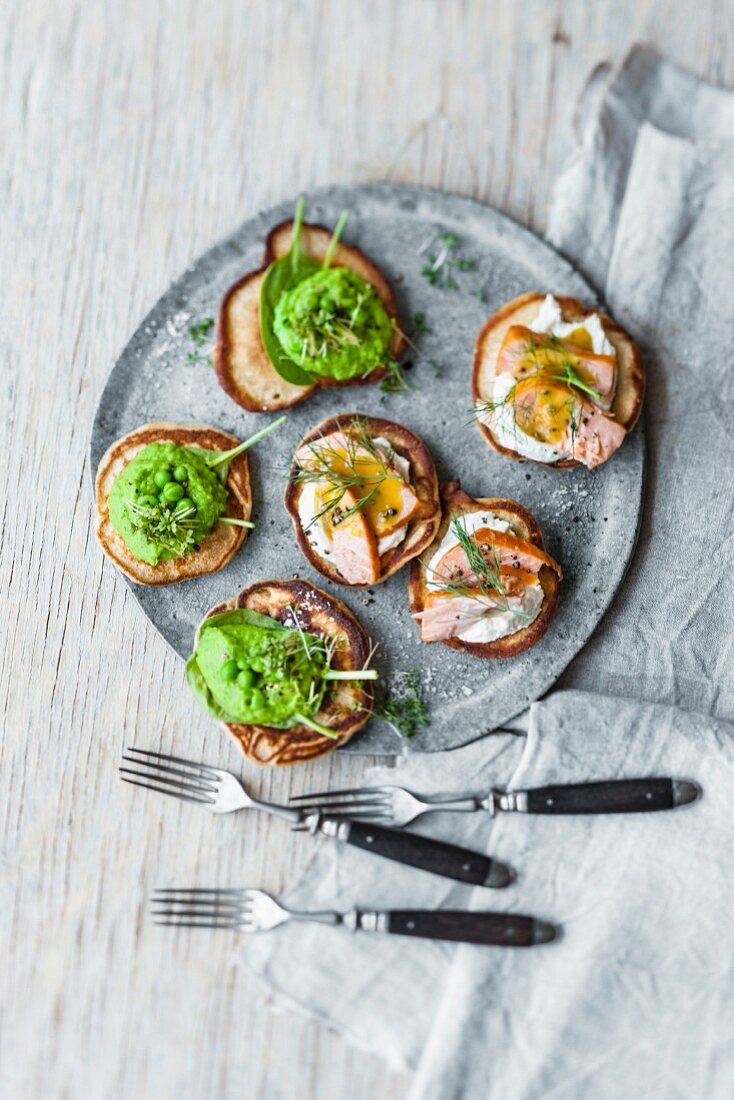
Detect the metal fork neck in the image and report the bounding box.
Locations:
[249,797,302,824]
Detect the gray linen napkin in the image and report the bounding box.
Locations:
[243,47,734,1098]
[408,691,734,1100]
[548,45,734,717]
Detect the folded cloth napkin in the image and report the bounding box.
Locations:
[246,691,734,1098]
[407,691,734,1100]
[548,45,734,717]
[243,46,734,1099]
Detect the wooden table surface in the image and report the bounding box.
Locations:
[3,2,732,1097]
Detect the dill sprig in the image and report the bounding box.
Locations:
[424,516,532,624]
[375,671,428,738]
[291,417,395,529]
[449,516,507,601]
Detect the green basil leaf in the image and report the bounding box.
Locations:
[198,608,288,636]
[260,255,320,385]
[259,198,321,386]
[185,654,240,723]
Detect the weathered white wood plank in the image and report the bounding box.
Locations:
[2,1,732,1097]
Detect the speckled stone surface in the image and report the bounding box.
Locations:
[89,183,645,754]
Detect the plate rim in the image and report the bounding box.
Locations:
[88,181,646,755]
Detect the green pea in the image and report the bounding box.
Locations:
[237,668,255,690]
[173,465,188,483]
[162,482,184,503]
[175,497,194,513]
[154,468,172,489]
[250,688,265,709]
[139,494,159,508]
[221,660,239,682]
[236,659,249,671]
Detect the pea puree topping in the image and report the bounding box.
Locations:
[108,443,228,565]
[194,621,331,727]
[273,267,393,380]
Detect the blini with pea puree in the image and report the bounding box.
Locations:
[214,218,406,413]
[95,422,252,585]
[196,580,374,766]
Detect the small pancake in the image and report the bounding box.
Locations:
[197,579,374,765]
[95,422,251,585]
[408,480,561,658]
[472,292,644,468]
[285,413,441,587]
[214,219,406,412]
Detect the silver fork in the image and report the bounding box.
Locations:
[120,747,301,822]
[121,747,512,888]
[151,888,555,946]
[290,776,700,827]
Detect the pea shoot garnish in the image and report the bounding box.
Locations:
[379,359,410,399]
[419,230,476,289]
[375,671,428,738]
[186,317,215,365]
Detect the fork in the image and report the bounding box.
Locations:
[290,777,701,828]
[151,887,556,946]
[120,747,512,887]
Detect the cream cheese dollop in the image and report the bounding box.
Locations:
[425,510,544,644]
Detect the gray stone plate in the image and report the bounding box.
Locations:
[90,183,644,755]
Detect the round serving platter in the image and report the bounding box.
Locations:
[90,183,644,755]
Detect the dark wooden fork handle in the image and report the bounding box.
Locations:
[344,821,510,887]
[386,909,555,946]
[523,777,698,815]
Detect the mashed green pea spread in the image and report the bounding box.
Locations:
[194,621,329,726]
[273,267,393,379]
[108,443,228,565]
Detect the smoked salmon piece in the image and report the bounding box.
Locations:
[497,325,616,410]
[433,526,562,588]
[316,485,381,585]
[414,593,500,643]
[565,405,627,469]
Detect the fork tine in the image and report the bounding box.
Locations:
[289,786,381,803]
[320,810,394,822]
[154,918,245,929]
[120,776,215,804]
[153,887,246,896]
[121,756,220,792]
[119,766,218,797]
[152,906,246,919]
[290,798,389,815]
[125,747,221,778]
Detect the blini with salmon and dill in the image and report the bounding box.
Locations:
[409,480,562,659]
[285,413,441,588]
[472,292,644,469]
